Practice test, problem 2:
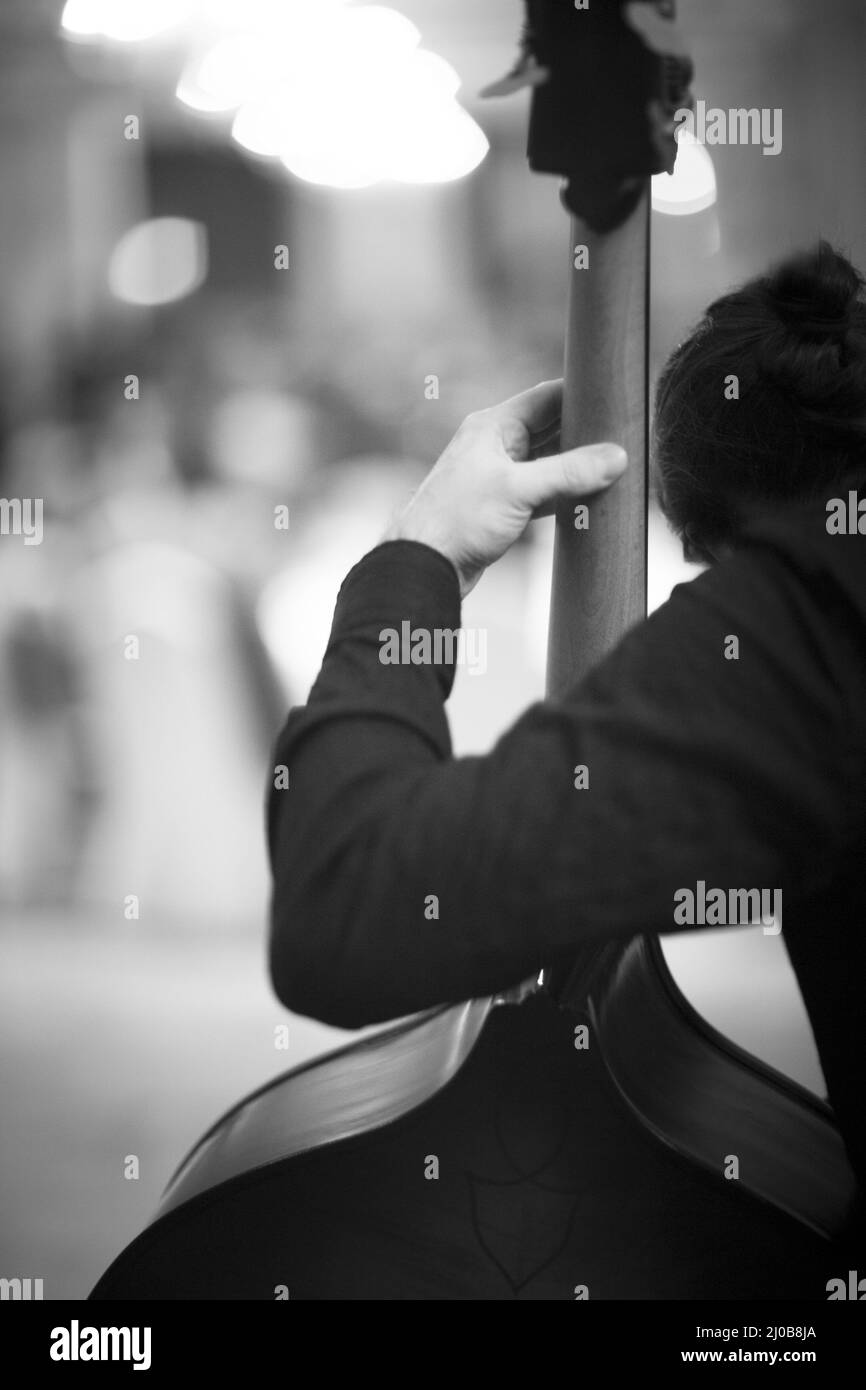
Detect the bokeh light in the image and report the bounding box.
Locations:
[108,218,208,306]
[63,1,489,190]
[652,130,718,216]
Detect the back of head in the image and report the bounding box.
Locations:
[655,241,866,562]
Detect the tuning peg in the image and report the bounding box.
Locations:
[526,0,696,232]
[480,55,550,100]
[480,4,550,99]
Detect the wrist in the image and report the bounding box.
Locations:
[383,522,466,591]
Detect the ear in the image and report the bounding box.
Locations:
[682,522,716,565]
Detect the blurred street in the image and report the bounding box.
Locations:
[0,911,355,1299]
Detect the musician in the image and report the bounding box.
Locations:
[267,241,866,1202]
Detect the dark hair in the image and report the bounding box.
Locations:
[654,241,866,562]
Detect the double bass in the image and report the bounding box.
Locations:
[91,0,857,1300]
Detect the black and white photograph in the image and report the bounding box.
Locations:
[1,0,865,1356]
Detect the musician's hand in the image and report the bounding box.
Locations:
[384,380,627,596]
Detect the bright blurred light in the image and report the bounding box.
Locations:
[60,0,104,35]
[652,131,717,216]
[340,5,421,55]
[176,76,230,115]
[108,219,208,306]
[61,0,186,42]
[177,36,278,113]
[231,103,285,158]
[394,104,489,184]
[251,7,487,187]
[410,50,463,102]
[206,0,350,35]
[63,0,488,190]
[280,131,382,191]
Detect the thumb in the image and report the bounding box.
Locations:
[517,442,628,514]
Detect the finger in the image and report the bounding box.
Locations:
[484,379,563,438]
[528,421,562,458]
[516,442,628,513]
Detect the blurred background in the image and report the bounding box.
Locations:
[0,0,864,1298]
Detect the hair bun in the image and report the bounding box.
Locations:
[765,240,862,342]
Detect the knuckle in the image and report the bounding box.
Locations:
[461,408,488,433]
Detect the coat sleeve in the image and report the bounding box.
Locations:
[267,537,861,1028]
